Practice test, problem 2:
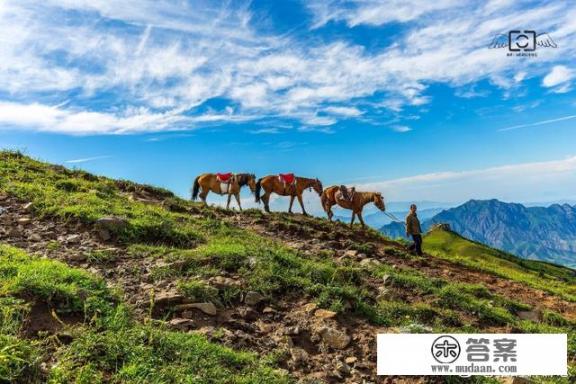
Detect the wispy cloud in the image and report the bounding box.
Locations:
[0,1,575,134]
[357,156,576,202]
[65,155,112,164]
[498,114,576,132]
[542,65,573,93]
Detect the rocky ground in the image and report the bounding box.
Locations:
[0,189,573,384]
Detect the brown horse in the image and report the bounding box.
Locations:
[255,175,323,215]
[321,185,386,227]
[191,173,256,210]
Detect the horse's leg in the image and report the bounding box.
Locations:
[350,212,356,226]
[200,189,209,205]
[357,210,366,228]
[234,193,242,211]
[297,193,307,216]
[288,195,295,213]
[226,193,232,210]
[262,192,271,213]
[326,202,334,221]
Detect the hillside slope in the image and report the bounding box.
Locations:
[0,151,574,383]
[381,199,576,268]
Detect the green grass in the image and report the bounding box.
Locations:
[0,243,288,383]
[424,229,576,301]
[1,151,575,383]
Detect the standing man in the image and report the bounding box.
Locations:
[406,204,423,256]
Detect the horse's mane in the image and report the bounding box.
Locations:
[236,173,255,186]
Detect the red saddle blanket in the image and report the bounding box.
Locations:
[279,173,295,184]
[216,173,233,182]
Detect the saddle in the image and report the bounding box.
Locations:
[337,185,355,202]
[216,173,233,183]
[279,173,295,184]
[279,173,296,193]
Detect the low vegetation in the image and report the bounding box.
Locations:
[0,151,574,383]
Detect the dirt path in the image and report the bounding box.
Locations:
[229,212,576,321]
[1,196,573,383]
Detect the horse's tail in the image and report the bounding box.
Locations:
[191,176,200,200]
[255,178,262,203]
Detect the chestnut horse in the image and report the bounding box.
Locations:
[191,173,256,210]
[321,185,386,227]
[255,175,323,215]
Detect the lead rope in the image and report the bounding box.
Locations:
[383,211,406,226]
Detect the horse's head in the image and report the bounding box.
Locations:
[313,178,323,196]
[247,174,257,194]
[373,192,386,211]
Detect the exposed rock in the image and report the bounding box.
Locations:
[175,302,217,316]
[359,258,381,267]
[168,318,196,331]
[94,216,128,241]
[344,356,357,364]
[289,347,309,366]
[430,223,451,232]
[319,327,351,349]
[517,309,541,322]
[314,309,337,319]
[301,303,318,313]
[154,290,185,306]
[28,233,42,242]
[244,291,265,306]
[342,249,358,258]
[22,202,33,211]
[17,217,31,225]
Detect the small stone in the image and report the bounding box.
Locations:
[175,302,217,316]
[22,202,33,211]
[17,217,31,225]
[360,258,381,267]
[314,309,337,319]
[154,291,185,306]
[336,360,351,375]
[244,291,265,306]
[343,250,358,258]
[28,233,42,242]
[262,307,275,314]
[517,309,540,322]
[68,253,87,262]
[66,234,82,243]
[320,327,351,349]
[94,216,128,241]
[345,356,357,364]
[301,303,318,313]
[168,318,195,330]
[289,348,309,365]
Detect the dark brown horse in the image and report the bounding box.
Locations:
[255,175,323,215]
[321,185,385,227]
[192,173,256,210]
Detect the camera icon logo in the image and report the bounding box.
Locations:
[508,30,536,52]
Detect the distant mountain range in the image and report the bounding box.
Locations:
[331,201,454,228]
[380,199,576,269]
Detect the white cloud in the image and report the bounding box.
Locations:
[391,125,412,133]
[65,155,111,164]
[323,106,362,117]
[0,0,575,134]
[357,156,576,202]
[542,65,573,92]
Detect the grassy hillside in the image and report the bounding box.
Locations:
[0,150,574,383]
[424,228,576,302]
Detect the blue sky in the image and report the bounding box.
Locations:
[0,0,575,213]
